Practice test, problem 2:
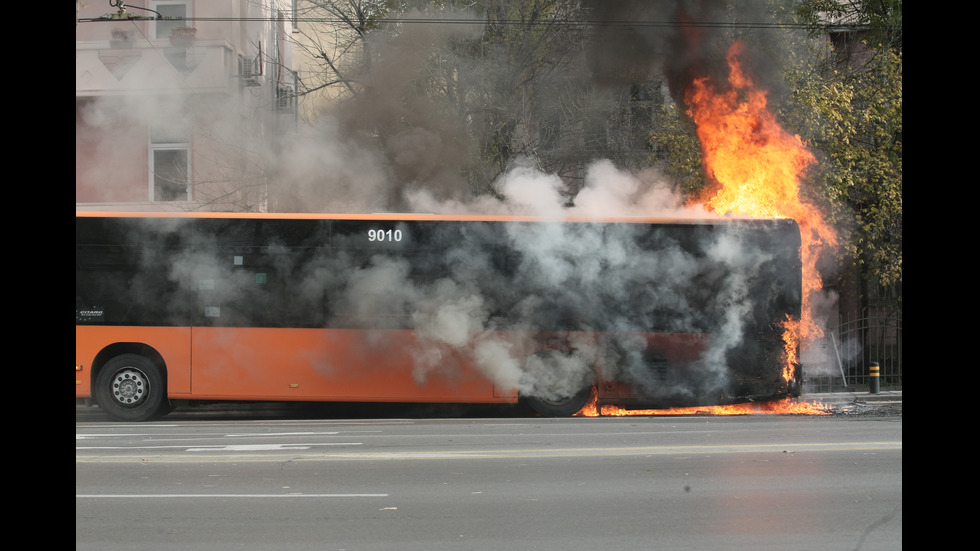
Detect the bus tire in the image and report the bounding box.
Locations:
[95,354,167,422]
[524,385,594,417]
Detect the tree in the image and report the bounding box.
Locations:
[783,0,902,311]
[647,103,704,198]
[287,0,687,210]
[448,0,596,194]
[291,0,394,109]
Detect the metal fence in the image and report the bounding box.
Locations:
[802,315,903,393]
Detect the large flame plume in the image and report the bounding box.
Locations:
[688,41,837,383]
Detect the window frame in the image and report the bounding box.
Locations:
[149,118,192,203]
[150,1,193,40]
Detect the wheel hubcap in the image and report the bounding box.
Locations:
[110,368,147,406]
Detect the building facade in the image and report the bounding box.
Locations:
[76,1,295,212]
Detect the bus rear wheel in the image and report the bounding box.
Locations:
[96,354,167,422]
[524,385,595,417]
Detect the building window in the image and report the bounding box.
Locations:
[277,84,295,113]
[150,119,191,202]
[152,1,193,39]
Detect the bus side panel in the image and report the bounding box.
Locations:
[75,326,192,398]
[189,327,513,403]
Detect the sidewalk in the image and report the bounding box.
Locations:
[803,388,901,403]
[801,388,902,413]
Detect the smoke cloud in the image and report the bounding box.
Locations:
[583,0,782,108]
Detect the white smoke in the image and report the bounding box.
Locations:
[315,158,777,403]
[404,157,713,220]
[571,160,707,218]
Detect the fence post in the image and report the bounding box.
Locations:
[869,362,880,394]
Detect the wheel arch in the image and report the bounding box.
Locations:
[90,343,168,406]
[519,342,598,417]
[521,384,596,417]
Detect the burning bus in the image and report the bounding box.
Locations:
[76,210,802,421]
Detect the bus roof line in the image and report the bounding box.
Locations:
[75,211,790,225]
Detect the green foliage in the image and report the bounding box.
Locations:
[780,2,902,296]
[648,104,704,198]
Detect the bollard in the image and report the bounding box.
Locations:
[869,362,880,394]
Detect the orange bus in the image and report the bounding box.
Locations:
[76,211,802,421]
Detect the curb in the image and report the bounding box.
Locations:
[802,390,902,405]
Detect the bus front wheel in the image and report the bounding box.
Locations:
[95,354,167,422]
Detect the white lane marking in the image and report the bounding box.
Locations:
[77,442,363,451]
[187,442,363,451]
[223,432,341,437]
[76,493,388,498]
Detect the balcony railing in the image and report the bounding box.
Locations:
[76,39,239,94]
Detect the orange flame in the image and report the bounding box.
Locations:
[574,395,831,417]
[686,42,838,382]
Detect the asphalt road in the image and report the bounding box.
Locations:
[77,405,901,551]
[74,388,901,421]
